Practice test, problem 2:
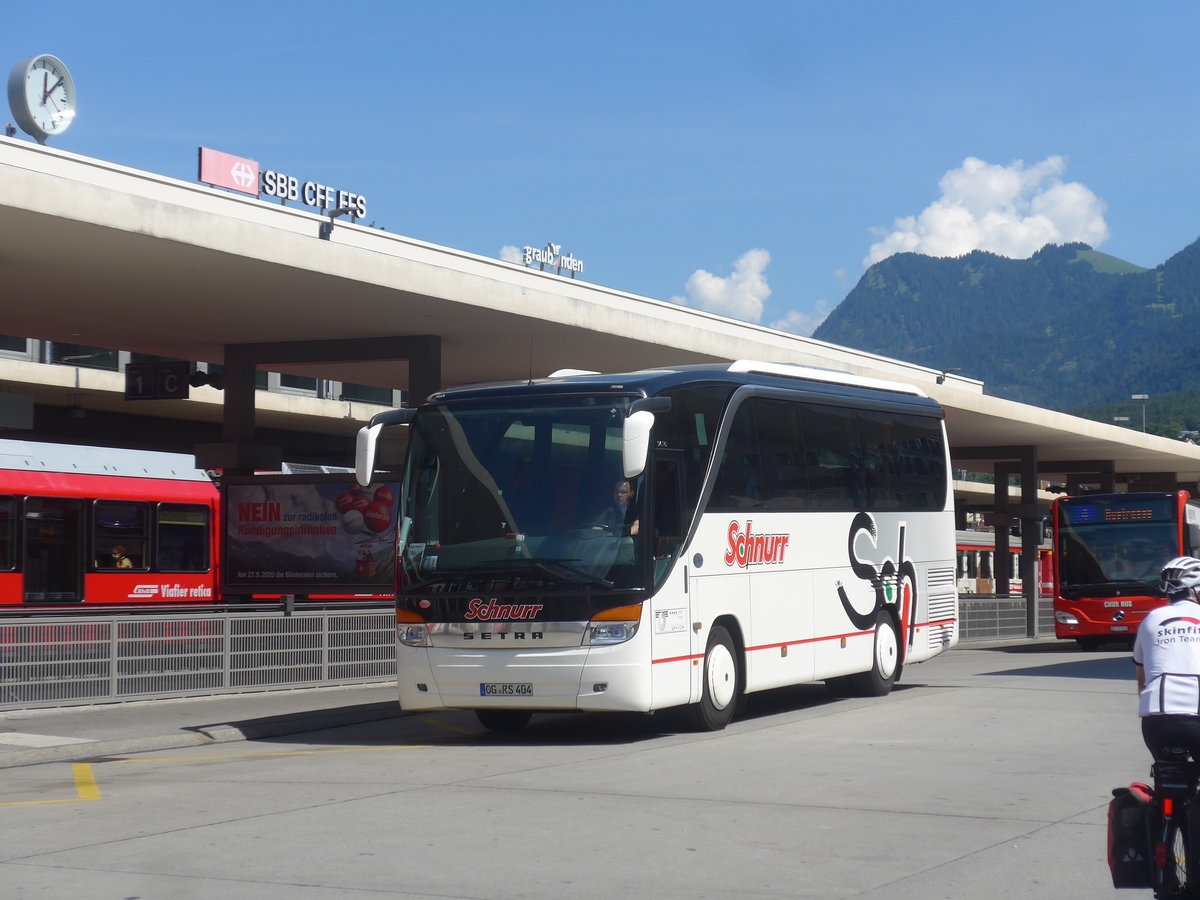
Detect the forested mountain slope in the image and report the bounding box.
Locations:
[812,240,1200,410]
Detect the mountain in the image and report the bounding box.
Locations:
[811,239,1200,410]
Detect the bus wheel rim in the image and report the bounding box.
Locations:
[707,642,737,710]
[877,620,898,679]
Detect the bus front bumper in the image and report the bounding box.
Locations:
[396,642,653,714]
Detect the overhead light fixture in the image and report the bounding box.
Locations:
[936,368,962,385]
[319,206,355,241]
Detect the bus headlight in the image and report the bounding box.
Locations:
[396,608,430,647]
[1055,610,1079,626]
[587,603,642,646]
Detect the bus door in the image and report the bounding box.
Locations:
[651,452,686,586]
[23,497,84,602]
[645,451,697,706]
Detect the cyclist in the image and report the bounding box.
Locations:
[1134,556,1200,761]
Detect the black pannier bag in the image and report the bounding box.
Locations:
[1108,782,1154,888]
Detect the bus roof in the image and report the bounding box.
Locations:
[426,360,940,415]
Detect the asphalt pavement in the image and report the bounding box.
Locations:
[0,637,1070,771]
[0,682,406,769]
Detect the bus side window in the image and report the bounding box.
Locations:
[800,404,862,510]
[708,401,762,510]
[753,399,808,510]
[93,500,149,570]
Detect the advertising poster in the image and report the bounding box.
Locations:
[222,476,400,594]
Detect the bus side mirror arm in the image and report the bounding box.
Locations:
[355,408,417,487]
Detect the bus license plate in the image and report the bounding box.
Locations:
[480,683,533,696]
[1110,625,1129,633]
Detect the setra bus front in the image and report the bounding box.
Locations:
[355,387,666,732]
[1052,491,1200,649]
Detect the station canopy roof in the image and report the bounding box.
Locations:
[2,137,1198,485]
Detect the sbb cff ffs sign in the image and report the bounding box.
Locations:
[197,147,367,219]
[125,361,190,401]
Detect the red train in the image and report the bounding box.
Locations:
[0,439,220,607]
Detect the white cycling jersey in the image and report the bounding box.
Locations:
[1134,598,1200,716]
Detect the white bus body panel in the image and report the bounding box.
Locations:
[396,513,957,715]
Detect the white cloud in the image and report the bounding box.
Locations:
[865,155,1109,267]
[770,301,830,336]
[499,245,523,264]
[671,248,772,322]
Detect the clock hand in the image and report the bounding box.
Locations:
[42,76,64,102]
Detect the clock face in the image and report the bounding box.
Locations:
[7,55,76,141]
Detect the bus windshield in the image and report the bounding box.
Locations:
[397,397,647,590]
[1056,495,1177,597]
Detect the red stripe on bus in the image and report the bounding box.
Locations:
[651,618,959,665]
[652,653,703,665]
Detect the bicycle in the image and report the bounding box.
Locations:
[1151,747,1200,898]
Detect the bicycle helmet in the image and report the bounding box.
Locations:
[1160,556,1200,601]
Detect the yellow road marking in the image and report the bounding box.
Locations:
[0,764,101,807]
[73,763,101,800]
[1,717,479,806]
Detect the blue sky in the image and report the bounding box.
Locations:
[5,1,1199,335]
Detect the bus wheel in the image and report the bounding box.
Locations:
[843,611,900,698]
[475,709,533,733]
[686,625,740,731]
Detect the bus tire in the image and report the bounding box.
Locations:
[845,611,900,698]
[475,709,532,733]
[685,625,741,731]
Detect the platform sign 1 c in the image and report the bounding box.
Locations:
[125,362,190,400]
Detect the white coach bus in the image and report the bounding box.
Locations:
[355,361,958,732]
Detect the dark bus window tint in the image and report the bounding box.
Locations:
[709,401,761,510]
[93,501,149,570]
[800,404,862,510]
[157,503,211,572]
[859,411,902,510]
[753,399,808,510]
[0,495,15,570]
[892,414,947,510]
[656,384,736,518]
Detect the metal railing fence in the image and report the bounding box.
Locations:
[1,595,1056,711]
[0,605,396,710]
[959,592,1054,642]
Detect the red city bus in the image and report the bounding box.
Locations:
[0,439,218,606]
[1052,491,1200,649]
